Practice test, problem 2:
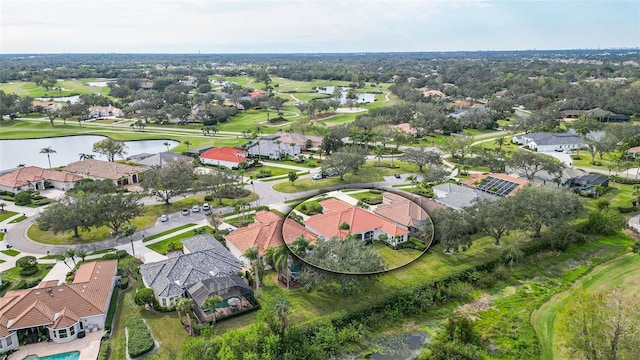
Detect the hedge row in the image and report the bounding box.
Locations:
[611,175,640,185]
[104,288,119,332]
[127,317,154,358]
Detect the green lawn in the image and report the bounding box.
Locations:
[110,279,188,360]
[142,223,197,242]
[272,165,401,193]
[146,226,210,254]
[8,215,27,223]
[0,263,55,296]
[532,253,640,360]
[1,249,20,256]
[371,242,424,270]
[0,211,18,222]
[0,79,113,98]
[244,165,295,178]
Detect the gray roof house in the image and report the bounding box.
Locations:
[246,138,301,160]
[507,166,587,186]
[139,235,242,308]
[513,132,585,152]
[186,273,256,323]
[134,152,193,168]
[432,183,498,210]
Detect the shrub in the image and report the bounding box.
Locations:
[14,192,32,206]
[97,339,110,360]
[580,209,625,235]
[3,196,15,202]
[610,176,640,185]
[19,267,39,276]
[16,256,37,271]
[127,317,154,358]
[120,277,129,289]
[617,206,636,213]
[204,195,213,201]
[33,199,51,206]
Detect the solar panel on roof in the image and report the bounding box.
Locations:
[477,176,519,196]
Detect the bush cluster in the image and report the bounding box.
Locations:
[127,317,154,358]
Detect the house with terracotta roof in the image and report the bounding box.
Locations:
[223,211,283,262]
[0,166,83,193]
[0,260,117,351]
[418,87,446,98]
[628,146,640,158]
[60,159,145,186]
[392,123,418,136]
[140,235,243,308]
[272,132,323,150]
[249,89,267,99]
[304,199,409,247]
[87,105,123,119]
[374,193,430,237]
[31,101,64,112]
[198,147,248,169]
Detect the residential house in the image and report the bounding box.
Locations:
[60,159,145,186]
[418,87,446,98]
[0,260,117,351]
[462,173,529,197]
[31,101,64,112]
[199,147,248,169]
[224,211,287,262]
[432,183,498,210]
[139,235,243,308]
[0,166,83,193]
[392,123,418,136]
[185,146,214,156]
[561,108,629,122]
[138,80,154,90]
[271,132,323,151]
[493,90,508,98]
[566,174,609,194]
[246,136,300,160]
[304,199,409,246]
[507,166,586,187]
[374,192,429,237]
[222,99,245,110]
[186,274,256,323]
[87,105,124,119]
[447,99,471,109]
[132,152,193,168]
[512,132,585,152]
[249,89,267,99]
[627,146,640,158]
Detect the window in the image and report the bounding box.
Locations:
[162,298,167,307]
[58,329,67,338]
[5,336,11,346]
[69,326,75,336]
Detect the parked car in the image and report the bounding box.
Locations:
[192,205,200,213]
[202,203,211,212]
[181,209,190,216]
[312,173,323,180]
[394,173,401,179]
[160,214,169,222]
[226,227,235,232]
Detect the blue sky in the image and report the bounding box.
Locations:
[1,0,638,53]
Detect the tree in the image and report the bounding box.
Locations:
[202,295,223,324]
[175,297,193,323]
[96,193,144,236]
[46,110,56,127]
[558,289,640,360]
[288,171,298,184]
[64,249,77,269]
[183,140,192,151]
[244,247,261,297]
[373,145,385,167]
[303,236,386,273]
[40,146,56,168]
[510,185,582,237]
[494,136,507,151]
[141,160,195,204]
[37,192,95,238]
[123,224,137,257]
[134,288,156,307]
[196,169,236,205]
[76,249,87,262]
[507,149,563,181]
[92,138,127,162]
[468,198,517,246]
[441,135,474,162]
[322,149,366,180]
[257,289,290,338]
[421,166,450,184]
[432,207,473,253]
[501,235,525,267]
[79,153,95,161]
[572,115,603,137]
[401,147,442,172]
[207,213,224,231]
[0,202,6,212]
[290,235,312,258]
[320,133,343,155]
[16,256,37,272]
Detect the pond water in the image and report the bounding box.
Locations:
[316,86,376,104]
[34,95,81,104]
[85,81,110,87]
[0,136,179,170]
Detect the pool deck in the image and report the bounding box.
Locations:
[11,330,103,360]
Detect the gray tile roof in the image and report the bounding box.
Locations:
[140,235,242,298]
[521,132,585,146]
[432,183,498,210]
[182,234,229,253]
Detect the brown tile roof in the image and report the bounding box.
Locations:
[61,159,145,180]
[0,260,117,334]
[0,166,83,189]
[448,100,471,108]
[273,132,323,149]
[306,199,408,239]
[38,280,61,288]
[224,211,285,256]
[392,123,417,135]
[374,193,429,228]
[628,146,640,153]
[199,147,248,164]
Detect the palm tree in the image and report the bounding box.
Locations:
[123,224,137,257]
[175,297,193,324]
[291,235,312,258]
[502,236,524,267]
[244,246,260,296]
[79,153,95,161]
[163,142,171,151]
[234,199,250,222]
[40,146,56,168]
[374,145,384,167]
[76,249,87,263]
[494,136,507,151]
[0,202,6,212]
[273,245,290,289]
[407,175,418,192]
[64,249,77,269]
[202,295,223,323]
[183,140,192,151]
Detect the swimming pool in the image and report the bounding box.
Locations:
[23,351,80,360]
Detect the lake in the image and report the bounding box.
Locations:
[0,136,179,170]
[316,86,376,104]
[34,95,81,104]
[86,81,110,87]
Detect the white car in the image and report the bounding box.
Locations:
[160,214,169,222]
[202,203,211,212]
[192,205,200,213]
[312,173,323,180]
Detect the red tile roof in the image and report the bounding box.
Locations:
[628,146,640,154]
[0,166,83,189]
[374,193,429,228]
[282,218,318,245]
[199,147,248,164]
[306,199,408,239]
[250,89,267,98]
[224,211,285,256]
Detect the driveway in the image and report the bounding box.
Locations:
[540,151,573,166]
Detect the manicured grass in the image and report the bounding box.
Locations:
[0,211,18,222]
[371,242,424,270]
[272,165,395,193]
[146,226,210,254]
[142,223,197,242]
[532,252,640,360]
[244,165,295,178]
[111,280,187,360]
[0,263,54,295]
[0,79,113,98]
[462,128,501,136]
[1,249,20,256]
[8,215,27,223]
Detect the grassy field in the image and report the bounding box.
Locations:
[0,211,18,222]
[8,215,27,223]
[0,249,20,256]
[142,223,196,242]
[0,263,55,296]
[0,79,113,97]
[146,226,210,254]
[532,252,640,360]
[371,242,424,270]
